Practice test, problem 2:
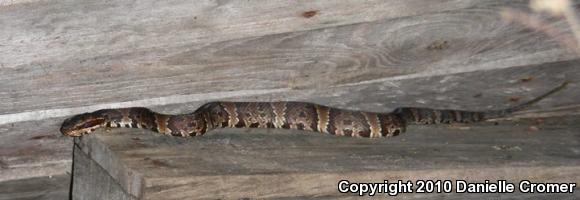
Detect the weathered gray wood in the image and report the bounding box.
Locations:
[1,0,577,122]
[0,174,70,200]
[72,145,136,200]
[0,0,539,69]
[74,115,580,199]
[0,117,71,182]
[0,0,495,67]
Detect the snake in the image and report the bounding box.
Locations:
[61,82,568,138]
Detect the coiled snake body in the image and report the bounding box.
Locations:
[61,83,568,138]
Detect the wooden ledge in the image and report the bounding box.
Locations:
[72,116,580,199]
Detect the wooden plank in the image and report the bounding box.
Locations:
[0,0,505,69]
[1,0,577,122]
[74,115,580,199]
[0,174,70,200]
[72,145,136,200]
[0,117,71,182]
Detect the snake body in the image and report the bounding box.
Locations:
[61,82,568,138]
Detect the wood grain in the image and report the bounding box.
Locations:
[0,118,71,182]
[1,1,576,120]
[72,145,136,200]
[0,0,493,68]
[0,175,70,200]
[74,116,580,199]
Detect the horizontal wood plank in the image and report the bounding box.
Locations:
[0,0,530,68]
[1,0,577,122]
[0,118,71,182]
[0,174,70,200]
[75,115,580,199]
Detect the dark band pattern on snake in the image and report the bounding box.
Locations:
[60,82,568,138]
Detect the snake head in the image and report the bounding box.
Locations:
[380,114,407,138]
[60,112,107,137]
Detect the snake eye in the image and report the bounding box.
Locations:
[81,118,106,129]
[61,114,107,136]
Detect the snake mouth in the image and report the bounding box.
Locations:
[61,127,98,137]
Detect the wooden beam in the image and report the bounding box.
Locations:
[1,1,576,124]
[0,174,70,200]
[73,116,580,199]
[0,0,504,68]
[0,118,71,182]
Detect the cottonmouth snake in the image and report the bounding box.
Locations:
[61,82,568,138]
